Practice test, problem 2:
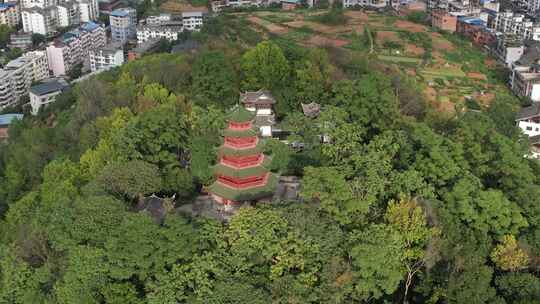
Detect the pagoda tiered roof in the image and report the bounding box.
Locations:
[213,156,272,178]
[208,174,278,202]
[217,139,265,157]
[240,90,276,105]
[223,126,260,137]
[226,105,256,123]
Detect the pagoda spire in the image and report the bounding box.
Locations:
[208,105,277,206]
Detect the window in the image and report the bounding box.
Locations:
[527,126,533,131]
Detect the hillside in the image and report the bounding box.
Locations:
[0,9,539,304]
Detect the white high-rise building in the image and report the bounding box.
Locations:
[0,2,20,27]
[77,0,98,22]
[136,25,182,43]
[46,21,105,76]
[22,51,49,81]
[110,7,136,43]
[57,1,79,27]
[21,0,57,9]
[0,54,47,109]
[22,6,58,36]
[89,43,124,72]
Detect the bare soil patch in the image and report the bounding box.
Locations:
[467,72,487,81]
[307,35,349,47]
[394,20,427,32]
[345,11,370,22]
[285,20,349,34]
[406,44,425,56]
[248,16,289,34]
[432,38,455,51]
[476,92,495,106]
[484,58,496,67]
[377,31,400,41]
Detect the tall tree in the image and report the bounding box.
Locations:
[192,50,238,108]
[241,41,290,91]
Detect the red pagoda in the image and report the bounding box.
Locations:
[208,105,277,206]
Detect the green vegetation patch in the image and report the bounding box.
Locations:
[378,55,422,64]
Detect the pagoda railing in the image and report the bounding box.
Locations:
[221,155,264,168]
[223,137,259,149]
[218,173,269,189]
[229,122,252,130]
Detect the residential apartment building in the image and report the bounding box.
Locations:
[146,13,171,26]
[181,11,206,31]
[516,103,540,137]
[342,0,397,9]
[487,10,540,41]
[431,9,458,32]
[110,7,136,43]
[492,35,525,67]
[22,6,58,36]
[22,51,49,80]
[57,1,79,27]
[510,41,540,102]
[89,42,124,72]
[9,32,33,49]
[137,24,183,43]
[457,16,496,46]
[46,21,105,76]
[77,0,98,22]
[211,0,279,11]
[0,54,48,109]
[29,78,69,114]
[21,0,57,9]
[0,2,20,27]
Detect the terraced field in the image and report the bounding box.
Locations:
[239,9,507,113]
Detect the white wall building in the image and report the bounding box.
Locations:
[22,6,58,36]
[110,7,136,43]
[77,0,98,22]
[21,0,57,9]
[22,51,49,81]
[0,55,47,109]
[57,1,79,27]
[89,43,124,72]
[46,21,105,76]
[182,11,205,31]
[136,25,182,43]
[0,2,20,27]
[29,78,69,115]
[145,13,171,26]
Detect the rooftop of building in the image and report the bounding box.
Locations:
[111,7,135,17]
[130,39,160,53]
[0,114,23,127]
[515,41,540,66]
[137,24,184,31]
[516,102,540,120]
[240,90,276,104]
[29,79,69,96]
[4,57,29,69]
[301,102,321,117]
[0,2,17,10]
[171,39,200,53]
[81,21,101,32]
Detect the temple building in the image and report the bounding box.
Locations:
[208,105,278,206]
[240,90,276,137]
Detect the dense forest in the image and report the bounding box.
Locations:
[0,15,539,304]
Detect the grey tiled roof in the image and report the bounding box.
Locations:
[516,102,540,120]
[240,90,276,104]
[29,80,68,96]
[516,41,540,66]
